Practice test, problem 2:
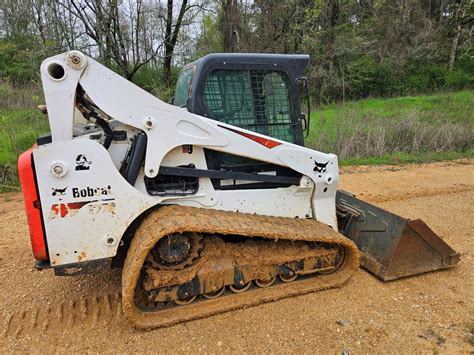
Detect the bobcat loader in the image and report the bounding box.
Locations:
[18,51,459,329]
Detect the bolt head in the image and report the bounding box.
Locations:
[50,161,67,178]
[144,117,155,129]
[54,166,63,174]
[65,50,87,70]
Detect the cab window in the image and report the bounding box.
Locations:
[174,67,194,107]
[203,69,294,143]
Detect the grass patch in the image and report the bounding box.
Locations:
[0,83,473,191]
[307,90,474,163]
[0,107,49,190]
[0,80,43,110]
[339,150,474,166]
[0,108,48,165]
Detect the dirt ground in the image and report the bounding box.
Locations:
[1,160,473,353]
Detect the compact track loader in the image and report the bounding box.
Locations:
[18,51,459,329]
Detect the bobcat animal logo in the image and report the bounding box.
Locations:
[75,154,92,171]
[52,187,67,196]
[313,161,329,174]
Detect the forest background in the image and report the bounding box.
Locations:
[0,0,472,187]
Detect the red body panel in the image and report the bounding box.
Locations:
[234,130,283,149]
[18,148,48,260]
[219,125,283,149]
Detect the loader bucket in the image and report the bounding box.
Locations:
[336,190,460,281]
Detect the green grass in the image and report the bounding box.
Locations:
[306,90,474,163]
[0,108,49,164]
[0,88,473,191]
[313,90,473,123]
[339,150,474,166]
[0,108,49,190]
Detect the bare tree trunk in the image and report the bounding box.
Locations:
[163,0,189,85]
[448,23,461,71]
[448,0,470,71]
[163,0,174,84]
[221,0,239,52]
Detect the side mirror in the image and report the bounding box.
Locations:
[300,112,308,131]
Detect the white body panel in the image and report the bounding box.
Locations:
[35,51,340,266]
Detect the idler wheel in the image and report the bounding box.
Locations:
[279,273,298,283]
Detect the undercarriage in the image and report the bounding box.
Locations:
[122,206,359,328]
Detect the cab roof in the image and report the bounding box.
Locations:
[183,53,310,80]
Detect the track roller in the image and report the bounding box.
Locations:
[255,276,277,288]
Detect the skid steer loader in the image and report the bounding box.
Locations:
[17,51,459,329]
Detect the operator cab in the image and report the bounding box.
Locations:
[174,53,310,146]
[173,54,311,190]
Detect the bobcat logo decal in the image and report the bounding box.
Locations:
[75,154,92,171]
[313,161,329,174]
[52,187,67,197]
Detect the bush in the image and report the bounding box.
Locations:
[0,37,43,84]
[444,67,473,89]
[310,55,474,104]
[132,64,180,103]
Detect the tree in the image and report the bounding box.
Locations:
[448,0,473,70]
[253,0,310,53]
[0,0,472,99]
[163,0,189,85]
[66,0,163,80]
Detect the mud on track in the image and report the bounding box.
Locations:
[1,159,473,352]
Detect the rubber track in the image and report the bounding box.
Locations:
[122,206,360,329]
[1,293,123,338]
